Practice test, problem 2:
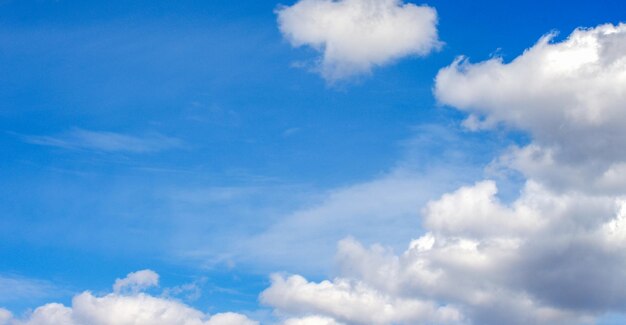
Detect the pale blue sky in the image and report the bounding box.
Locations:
[1,0,625,323]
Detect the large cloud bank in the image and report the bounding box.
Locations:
[0,270,257,325]
[260,23,626,325]
[277,0,440,81]
[435,23,626,194]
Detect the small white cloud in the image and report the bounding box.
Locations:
[113,269,159,294]
[2,270,257,325]
[277,0,440,81]
[20,128,183,153]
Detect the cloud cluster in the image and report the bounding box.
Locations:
[277,0,440,81]
[263,180,626,324]
[435,23,626,193]
[6,19,626,325]
[260,23,626,325]
[0,270,257,325]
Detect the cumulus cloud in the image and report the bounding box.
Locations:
[260,22,626,325]
[261,274,464,325]
[263,180,625,324]
[277,0,440,81]
[1,271,257,325]
[435,23,626,193]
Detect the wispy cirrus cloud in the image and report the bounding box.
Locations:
[0,274,58,303]
[19,128,184,154]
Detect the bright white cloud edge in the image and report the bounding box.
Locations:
[435,22,626,194]
[277,0,441,81]
[259,22,626,325]
[0,270,258,325]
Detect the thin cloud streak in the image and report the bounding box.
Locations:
[18,128,184,153]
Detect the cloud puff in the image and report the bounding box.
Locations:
[435,23,626,193]
[20,128,183,153]
[277,0,440,81]
[112,269,159,294]
[261,274,464,325]
[2,271,257,325]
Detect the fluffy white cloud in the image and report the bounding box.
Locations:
[260,22,626,325]
[435,23,626,193]
[423,180,543,238]
[263,180,624,324]
[277,0,440,80]
[2,271,257,325]
[282,316,345,325]
[261,274,464,325]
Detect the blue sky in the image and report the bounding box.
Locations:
[2,0,626,324]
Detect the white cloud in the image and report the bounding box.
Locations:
[112,269,159,294]
[2,271,257,325]
[261,274,464,325]
[263,180,623,324]
[277,0,440,81]
[282,316,345,325]
[423,180,543,238]
[260,22,626,325]
[21,128,183,153]
[435,23,626,193]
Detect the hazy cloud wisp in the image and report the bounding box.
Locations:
[21,128,183,154]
